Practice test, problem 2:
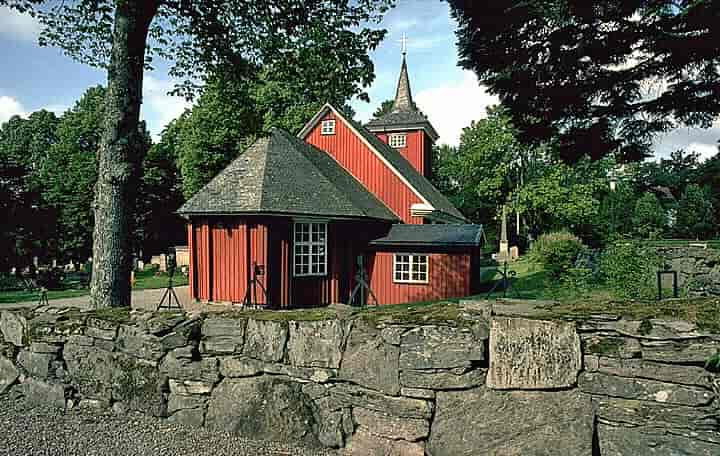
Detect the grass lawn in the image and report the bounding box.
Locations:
[0,269,188,305]
[478,258,615,302]
[0,288,89,305]
[133,269,188,290]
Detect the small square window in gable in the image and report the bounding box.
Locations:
[321,119,336,135]
[389,133,407,148]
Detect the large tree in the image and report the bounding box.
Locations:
[433,107,523,225]
[514,158,611,240]
[675,184,715,239]
[448,0,720,163]
[0,111,59,270]
[5,0,392,308]
[634,149,702,199]
[39,86,133,263]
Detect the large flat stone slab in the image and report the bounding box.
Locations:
[287,320,346,369]
[487,317,581,389]
[427,387,593,456]
[399,367,486,390]
[586,356,712,388]
[598,423,720,455]
[205,376,317,445]
[593,397,719,434]
[579,372,714,406]
[200,317,246,354]
[344,428,424,456]
[330,383,433,419]
[0,311,28,347]
[352,407,429,442]
[399,325,484,370]
[0,355,19,394]
[243,319,287,362]
[340,321,399,395]
[641,339,720,363]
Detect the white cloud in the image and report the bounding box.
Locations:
[414,71,500,147]
[686,142,718,160]
[0,7,42,42]
[653,120,720,160]
[0,95,27,124]
[142,75,192,139]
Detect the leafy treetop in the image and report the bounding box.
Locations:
[448,0,720,163]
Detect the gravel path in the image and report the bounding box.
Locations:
[0,395,335,456]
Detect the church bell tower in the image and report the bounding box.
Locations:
[366,36,439,178]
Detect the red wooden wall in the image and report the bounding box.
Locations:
[374,130,430,179]
[188,218,269,304]
[188,217,390,308]
[304,112,425,224]
[366,252,472,305]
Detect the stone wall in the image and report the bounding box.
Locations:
[657,246,720,296]
[0,303,718,455]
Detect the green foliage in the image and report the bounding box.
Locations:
[0,110,59,270]
[372,99,395,119]
[635,150,701,199]
[173,62,377,199]
[595,183,636,243]
[173,76,261,198]
[675,184,715,239]
[38,86,106,261]
[631,192,667,239]
[697,150,720,229]
[434,107,523,224]
[36,1,393,103]
[600,241,662,300]
[515,158,610,237]
[558,267,596,298]
[449,0,720,163]
[529,231,586,278]
[136,129,186,256]
[705,351,720,373]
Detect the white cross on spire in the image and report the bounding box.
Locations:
[400,33,408,56]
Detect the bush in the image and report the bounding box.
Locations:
[632,192,667,239]
[600,241,662,299]
[529,231,587,278]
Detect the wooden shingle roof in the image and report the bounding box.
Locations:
[178,128,398,222]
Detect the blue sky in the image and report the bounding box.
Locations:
[0,0,717,157]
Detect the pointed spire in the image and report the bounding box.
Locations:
[391,37,415,113]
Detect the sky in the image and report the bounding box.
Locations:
[0,0,718,160]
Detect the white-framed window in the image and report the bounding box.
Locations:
[293,221,327,277]
[393,253,429,283]
[321,119,336,135]
[388,133,407,148]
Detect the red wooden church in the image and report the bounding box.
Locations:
[178,53,484,307]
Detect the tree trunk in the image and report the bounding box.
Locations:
[90,0,158,308]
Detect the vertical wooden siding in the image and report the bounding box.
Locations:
[375,130,428,178]
[189,218,269,304]
[187,222,195,299]
[367,252,471,305]
[304,112,424,224]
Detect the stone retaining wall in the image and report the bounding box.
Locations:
[657,246,720,296]
[0,303,718,455]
